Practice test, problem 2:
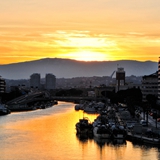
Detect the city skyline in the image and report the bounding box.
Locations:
[0,0,160,64]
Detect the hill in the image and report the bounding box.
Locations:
[0,58,158,79]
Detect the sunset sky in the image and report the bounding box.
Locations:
[0,0,160,64]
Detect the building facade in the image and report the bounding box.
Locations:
[30,73,41,89]
[0,76,6,93]
[45,74,56,90]
[95,85,115,97]
[116,67,125,91]
[158,57,160,101]
[141,72,158,102]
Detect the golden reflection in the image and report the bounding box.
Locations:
[4,107,98,159]
[1,103,159,160]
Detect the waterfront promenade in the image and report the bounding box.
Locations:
[116,108,160,146]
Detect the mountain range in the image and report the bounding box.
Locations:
[0,58,158,80]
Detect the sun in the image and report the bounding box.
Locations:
[56,32,115,61]
[67,51,108,61]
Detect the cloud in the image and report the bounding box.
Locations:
[0,28,159,64]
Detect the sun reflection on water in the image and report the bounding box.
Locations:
[0,102,159,160]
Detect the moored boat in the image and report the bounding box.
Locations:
[84,104,97,113]
[0,104,11,115]
[75,117,93,136]
[111,125,127,139]
[93,124,112,139]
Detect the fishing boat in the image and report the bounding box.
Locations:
[0,103,11,115]
[93,123,112,139]
[75,117,93,136]
[111,125,127,139]
[83,104,97,113]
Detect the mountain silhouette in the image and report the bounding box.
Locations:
[0,58,158,79]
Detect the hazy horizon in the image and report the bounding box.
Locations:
[0,58,157,80]
[0,57,158,65]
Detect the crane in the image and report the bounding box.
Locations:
[110,71,115,78]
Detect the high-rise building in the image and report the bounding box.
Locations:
[45,74,56,90]
[158,57,160,101]
[141,72,158,102]
[30,73,41,89]
[0,76,6,93]
[116,67,125,91]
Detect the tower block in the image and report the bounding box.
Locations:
[116,67,125,91]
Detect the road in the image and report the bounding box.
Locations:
[141,113,160,129]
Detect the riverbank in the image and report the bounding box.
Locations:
[75,102,160,146]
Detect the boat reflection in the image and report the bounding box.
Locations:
[76,134,92,143]
[94,137,126,147]
[76,133,126,148]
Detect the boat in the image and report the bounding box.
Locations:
[75,104,80,110]
[0,104,11,115]
[93,110,108,124]
[75,117,93,136]
[8,103,37,111]
[93,123,112,139]
[75,104,84,111]
[111,125,127,139]
[83,103,97,113]
[93,136,111,146]
[95,102,106,113]
[92,110,112,138]
[83,101,106,114]
[74,100,86,111]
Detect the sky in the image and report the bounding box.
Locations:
[0,0,160,64]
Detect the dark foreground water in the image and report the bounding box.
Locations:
[0,102,160,160]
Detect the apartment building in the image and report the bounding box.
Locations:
[141,72,158,102]
[30,73,41,89]
[0,76,6,93]
[45,74,56,90]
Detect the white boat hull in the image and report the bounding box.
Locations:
[93,127,111,139]
[113,134,125,139]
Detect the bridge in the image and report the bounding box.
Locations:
[52,96,107,103]
[6,91,108,111]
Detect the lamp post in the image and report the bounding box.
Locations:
[156,110,157,129]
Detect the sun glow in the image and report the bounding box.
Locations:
[55,31,115,62]
[66,52,110,61]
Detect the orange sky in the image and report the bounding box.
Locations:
[0,0,160,64]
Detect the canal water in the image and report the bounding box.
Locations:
[0,102,160,160]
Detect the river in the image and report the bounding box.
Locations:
[0,102,160,160]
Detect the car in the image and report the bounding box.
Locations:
[140,120,147,126]
[149,112,153,116]
[126,122,135,129]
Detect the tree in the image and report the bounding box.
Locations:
[146,94,157,109]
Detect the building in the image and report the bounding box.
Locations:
[141,72,158,102]
[95,85,115,97]
[30,73,41,89]
[0,76,6,93]
[45,74,56,90]
[116,67,125,91]
[158,57,160,102]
